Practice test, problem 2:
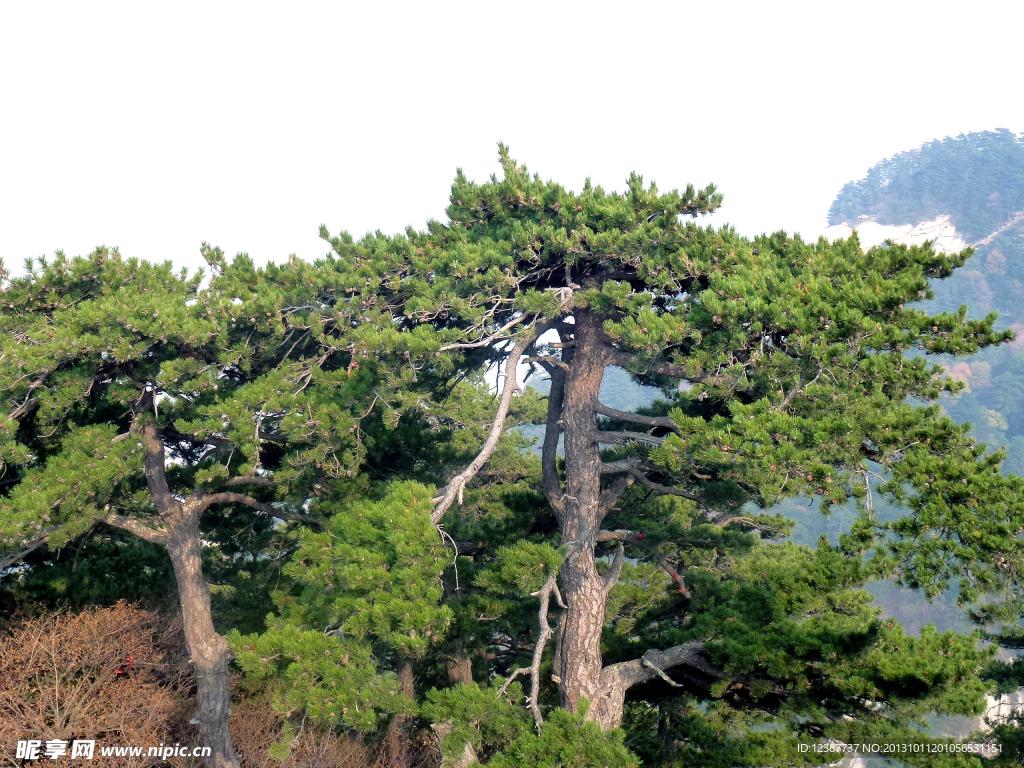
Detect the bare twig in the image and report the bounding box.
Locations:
[496,569,560,730]
[438,313,530,352]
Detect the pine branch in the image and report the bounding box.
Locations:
[598,473,634,517]
[603,542,624,594]
[102,514,170,545]
[194,492,317,525]
[6,369,55,421]
[438,312,530,352]
[432,318,553,525]
[596,529,690,597]
[0,526,60,571]
[140,422,179,515]
[543,364,567,518]
[599,459,702,502]
[595,430,665,446]
[593,401,680,433]
[524,355,570,373]
[606,349,737,387]
[224,475,276,488]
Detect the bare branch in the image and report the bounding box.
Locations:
[438,313,529,352]
[102,514,170,545]
[595,430,665,446]
[432,318,553,525]
[224,475,276,488]
[594,401,680,433]
[603,543,624,594]
[497,569,560,730]
[194,492,318,526]
[542,364,567,518]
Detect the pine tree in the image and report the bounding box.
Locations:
[285,146,1024,757]
[0,248,378,767]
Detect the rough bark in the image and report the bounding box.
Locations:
[165,510,239,768]
[135,424,240,768]
[446,653,474,686]
[387,656,416,768]
[553,309,610,715]
[593,642,706,730]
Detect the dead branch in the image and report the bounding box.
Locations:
[432,318,553,525]
[496,569,560,730]
[438,312,530,352]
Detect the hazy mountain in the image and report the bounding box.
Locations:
[826,129,1024,479]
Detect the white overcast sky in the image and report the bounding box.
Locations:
[3,1,1023,274]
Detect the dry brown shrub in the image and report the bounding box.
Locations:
[0,602,193,767]
[229,696,385,768]
[0,603,436,768]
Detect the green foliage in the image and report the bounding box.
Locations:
[230,621,405,732]
[276,481,453,657]
[486,705,639,768]
[422,682,532,763]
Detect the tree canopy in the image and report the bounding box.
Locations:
[3,148,1024,767]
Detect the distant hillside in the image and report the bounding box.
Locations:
[827,129,1024,479]
[829,128,1024,242]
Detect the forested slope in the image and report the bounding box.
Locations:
[829,130,1024,478]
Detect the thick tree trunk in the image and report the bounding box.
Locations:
[553,309,611,718]
[447,652,474,686]
[134,423,240,768]
[387,656,415,768]
[166,512,240,768]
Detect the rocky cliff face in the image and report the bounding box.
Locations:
[823,214,969,255]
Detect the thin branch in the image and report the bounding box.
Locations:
[779,365,822,410]
[7,370,53,421]
[497,569,559,731]
[224,475,276,488]
[432,318,553,525]
[607,349,730,385]
[595,430,665,446]
[438,312,529,352]
[619,464,702,502]
[593,401,680,433]
[603,543,624,594]
[194,492,318,526]
[597,529,690,597]
[0,526,60,571]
